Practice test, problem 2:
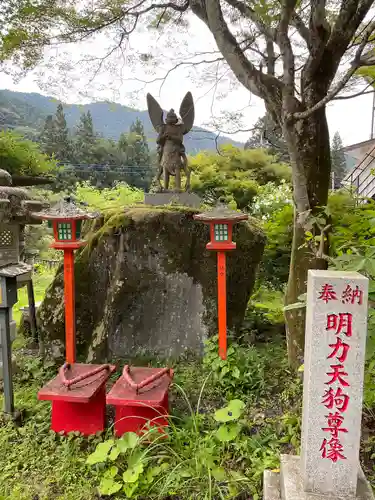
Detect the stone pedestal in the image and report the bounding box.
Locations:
[263,270,374,500]
[144,192,201,208]
[263,455,374,500]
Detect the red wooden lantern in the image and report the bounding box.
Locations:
[35,197,97,364]
[35,198,116,436]
[194,204,248,360]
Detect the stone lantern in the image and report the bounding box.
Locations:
[0,168,51,415]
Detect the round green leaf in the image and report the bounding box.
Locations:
[123,463,144,483]
[215,423,240,442]
[98,477,122,496]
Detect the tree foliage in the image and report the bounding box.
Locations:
[0,130,56,176]
[245,114,289,162]
[331,132,347,188]
[74,111,96,163]
[190,145,291,208]
[38,103,153,190]
[54,103,71,162]
[2,0,375,365]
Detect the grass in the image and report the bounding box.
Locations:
[0,330,304,500]
[0,272,374,499]
[12,267,55,336]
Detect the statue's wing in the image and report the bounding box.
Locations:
[146,93,164,131]
[179,92,194,135]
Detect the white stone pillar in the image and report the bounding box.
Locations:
[301,270,369,498]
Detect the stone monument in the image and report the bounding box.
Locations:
[0,168,50,414]
[145,92,201,208]
[264,270,374,500]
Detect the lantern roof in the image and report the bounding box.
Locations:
[33,197,98,221]
[0,168,49,225]
[194,202,248,223]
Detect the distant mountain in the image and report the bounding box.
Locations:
[0,89,244,153]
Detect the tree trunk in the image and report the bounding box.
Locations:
[284,106,331,367]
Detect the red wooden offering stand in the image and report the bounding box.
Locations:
[107,365,173,437]
[35,198,114,435]
[194,204,248,360]
[38,363,116,435]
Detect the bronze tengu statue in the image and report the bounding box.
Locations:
[147,92,194,192]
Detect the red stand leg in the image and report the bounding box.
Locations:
[64,249,76,364]
[107,367,172,437]
[51,385,106,435]
[217,251,227,360]
[114,394,169,437]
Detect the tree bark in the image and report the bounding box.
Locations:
[284,105,331,367]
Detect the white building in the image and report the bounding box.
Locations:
[342,138,375,199]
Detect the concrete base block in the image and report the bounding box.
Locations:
[264,469,281,500]
[264,456,374,500]
[144,192,201,208]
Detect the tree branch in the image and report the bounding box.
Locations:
[190,0,283,123]
[224,0,276,41]
[309,0,331,46]
[291,11,311,46]
[333,83,375,100]
[278,0,297,94]
[266,40,276,76]
[326,0,373,59]
[292,20,375,120]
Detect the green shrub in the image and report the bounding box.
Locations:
[203,336,268,400]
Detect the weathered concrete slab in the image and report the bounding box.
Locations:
[264,469,281,500]
[301,270,369,497]
[280,455,374,500]
[144,192,201,208]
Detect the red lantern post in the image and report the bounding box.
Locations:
[36,198,93,364]
[34,198,116,435]
[194,205,248,360]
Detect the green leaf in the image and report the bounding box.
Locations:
[98,477,122,496]
[232,366,240,379]
[212,467,226,481]
[103,466,119,479]
[117,432,139,453]
[123,482,139,497]
[146,465,163,483]
[180,469,192,478]
[123,463,144,483]
[298,364,304,373]
[214,399,245,422]
[109,446,120,461]
[215,423,241,442]
[86,440,114,465]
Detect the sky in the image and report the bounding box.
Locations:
[0,14,373,147]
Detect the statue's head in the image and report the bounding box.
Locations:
[166,108,178,125]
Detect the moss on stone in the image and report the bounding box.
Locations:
[37,206,266,362]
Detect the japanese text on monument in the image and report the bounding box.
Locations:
[318,283,364,462]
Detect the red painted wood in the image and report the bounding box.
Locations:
[217,251,227,360]
[38,363,116,403]
[206,241,236,251]
[64,249,76,364]
[59,363,111,388]
[113,393,169,437]
[50,384,107,435]
[122,365,172,392]
[51,241,86,250]
[106,367,172,437]
[38,364,116,436]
